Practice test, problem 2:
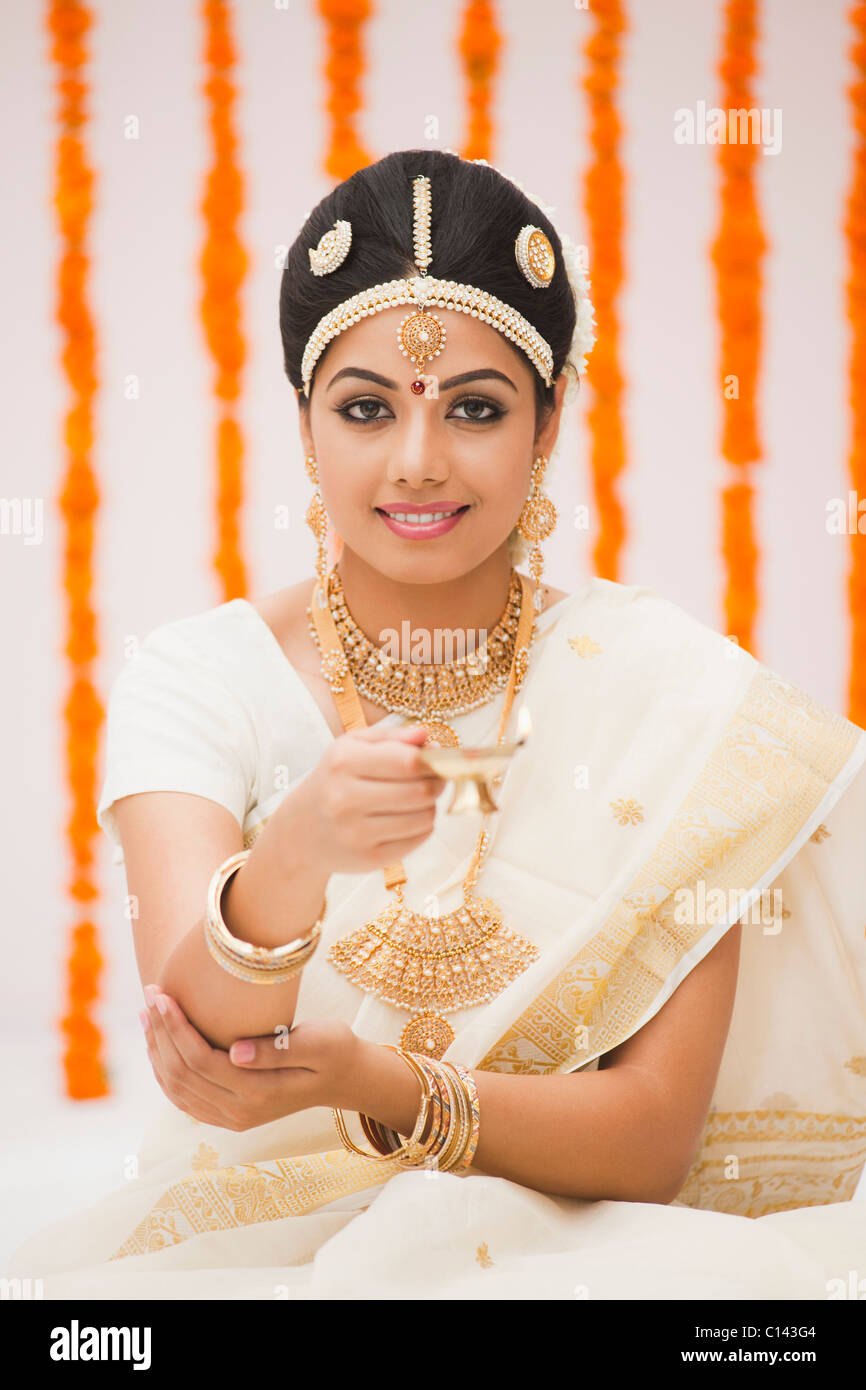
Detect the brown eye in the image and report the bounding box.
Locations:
[448,396,503,422]
[336,397,391,423]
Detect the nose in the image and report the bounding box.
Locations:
[384,398,450,491]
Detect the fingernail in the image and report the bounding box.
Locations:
[143,985,159,1007]
[154,995,168,1015]
[138,1009,151,1035]
[231,1041,255,1063]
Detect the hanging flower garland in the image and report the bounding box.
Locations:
[458,1,502,161]
[710,0,768,654]
[47,0,108,1099]
[845,2,866,727]
[581,0,627,581]
[317,0,373,183]
[199,0,249,601]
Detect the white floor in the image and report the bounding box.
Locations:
[2,1027,864,1274]
[1,1026,160,1272]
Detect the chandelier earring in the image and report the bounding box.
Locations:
[304,454,330,590]
[517,454,557,611]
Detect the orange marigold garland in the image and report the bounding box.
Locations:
[458,1,502,161]
[47,0,108,1099]
[845,3,866,727]
[317,0,374,183]
[710,0,768,656]
[582,0,627,581]
[199,1,249,601]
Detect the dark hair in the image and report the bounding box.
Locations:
[280,150,578,426]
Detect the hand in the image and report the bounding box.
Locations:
[140,988,359,1131]
[291,721,446,876]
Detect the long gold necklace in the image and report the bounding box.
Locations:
[306,566,523,748]
[309,568,540,1059]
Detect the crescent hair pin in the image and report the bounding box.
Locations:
[308,219,352,276]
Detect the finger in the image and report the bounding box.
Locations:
[229,1028,311,1069]
[147,1048,234,1127]
[229,1019,343,1078]
[143,1023,237,1126]
[346,727,445,782]
[147,994,235,1098]
[349,775,445,816]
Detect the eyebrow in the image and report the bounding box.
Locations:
[325,366,518,394]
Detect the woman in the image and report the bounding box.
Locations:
[8,149,866,1300]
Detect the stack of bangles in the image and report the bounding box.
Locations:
[204,850,326,983]
[332,1045,480,1175]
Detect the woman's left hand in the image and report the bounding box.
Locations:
[140,989,359,1131]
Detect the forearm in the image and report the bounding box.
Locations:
[159,787,331,1051]
[349,1043,687,1204]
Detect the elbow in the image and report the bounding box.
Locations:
[615,1133,695,1206]
[640,1148,695,1206]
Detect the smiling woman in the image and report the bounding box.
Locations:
[8,149,866,1300]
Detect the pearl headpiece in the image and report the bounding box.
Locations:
[301,172,563,398]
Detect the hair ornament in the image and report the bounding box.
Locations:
[396,175,447,393]
[515,225,555,289]
[308,219,352,276]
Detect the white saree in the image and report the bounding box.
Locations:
[7,576,866,1299]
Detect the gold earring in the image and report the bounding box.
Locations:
[304,454,330,589]
[517,454,557,611]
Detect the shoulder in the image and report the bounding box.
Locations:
[570,576,739,653]
[108,600,271,749]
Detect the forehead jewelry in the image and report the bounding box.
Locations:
[301,174,556,397]
[398,175,446,394]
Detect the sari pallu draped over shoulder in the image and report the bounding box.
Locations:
[105,578,866,1261]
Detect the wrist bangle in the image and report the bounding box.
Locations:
[450,1063,480,1173]
[332,1049,431,1163]
[204,849,326,984]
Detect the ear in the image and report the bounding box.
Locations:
[296,390,315,456]
[534,374,569,459]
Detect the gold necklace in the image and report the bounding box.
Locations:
[310,568,540,1059]
[306,566,523,748]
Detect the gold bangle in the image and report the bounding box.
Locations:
[437,1062,470,1172]
[204,850,326,984]
[409,1053,451,1165]
[450,1063,480,1173]
[332,1050,431,1163]
[374,1048,437,1158]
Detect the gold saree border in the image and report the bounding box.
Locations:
[475,664,866,1217]
[110,664,865,1258]
[110,1147,400,1260]
[478,665,863,1074]
[672,1109,866,1217]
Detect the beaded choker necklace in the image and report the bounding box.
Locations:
[306,565,524,748]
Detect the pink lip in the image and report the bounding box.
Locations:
[377,505,469,539]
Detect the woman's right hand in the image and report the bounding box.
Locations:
[293,722,447,876]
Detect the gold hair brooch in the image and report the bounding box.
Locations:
[515,225,555,289]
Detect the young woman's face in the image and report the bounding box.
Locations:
[298,305,566,584]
